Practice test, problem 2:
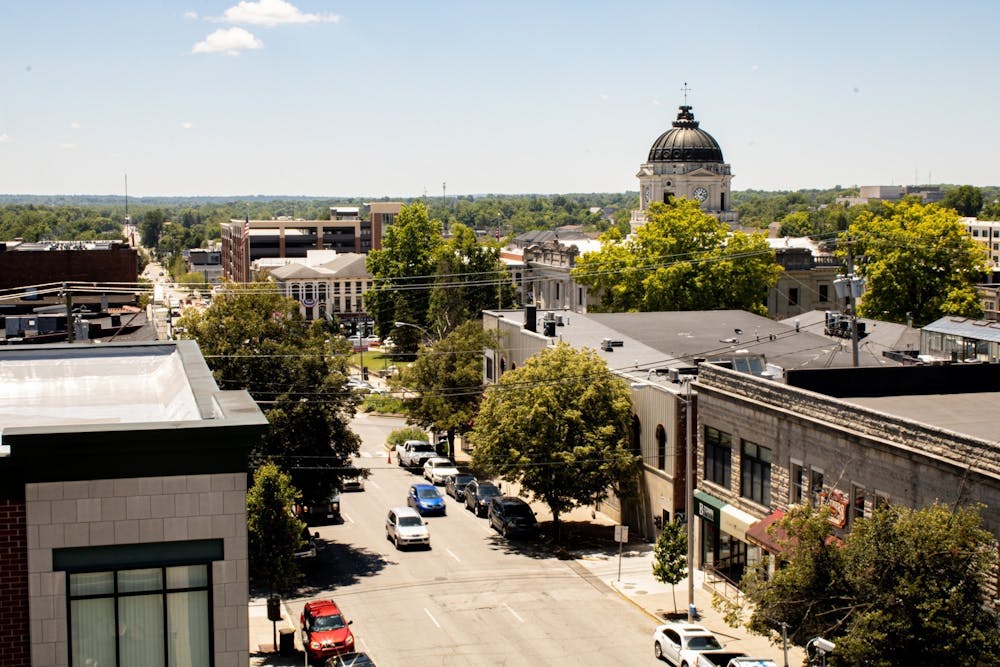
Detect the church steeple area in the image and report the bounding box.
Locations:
[632,89,738,231]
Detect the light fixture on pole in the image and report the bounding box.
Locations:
[393,321,431,338]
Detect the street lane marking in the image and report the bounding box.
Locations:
[446,548,461,563]
[368,480,381,490]
[424,607,441,628]
[503,603,524,623]
[360,637,371,652]
[342,513,355,524]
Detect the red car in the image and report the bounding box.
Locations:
[300,599,355,664]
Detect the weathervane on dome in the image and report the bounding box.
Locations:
[680,82,692,105]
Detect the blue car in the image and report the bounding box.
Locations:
[407,483,446,515]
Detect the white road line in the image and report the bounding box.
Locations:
[360,636,371,652]
[503,602,524,623]
[424,607,441,628]
[446,548,461,563]
[368,480,381,490]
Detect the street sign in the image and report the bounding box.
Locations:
[614,525,628,543]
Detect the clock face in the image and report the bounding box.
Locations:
[693,187,709,203]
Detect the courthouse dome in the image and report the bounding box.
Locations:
[647,105,724,163]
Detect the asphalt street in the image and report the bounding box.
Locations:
[275,412,664,667]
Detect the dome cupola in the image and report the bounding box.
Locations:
[647,105,724,164]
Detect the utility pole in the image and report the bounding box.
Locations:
[64,282,74,343]
[847,244,860,367]
[685,378,695,621]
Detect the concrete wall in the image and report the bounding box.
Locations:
[25,472,248,667]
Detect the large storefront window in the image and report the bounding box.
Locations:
[704,427,731,487]
[68,564,211,667]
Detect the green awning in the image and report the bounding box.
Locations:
[693,489,724,524]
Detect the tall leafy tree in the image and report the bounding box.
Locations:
[571,199,782,315]
[843,200,986,325]
[365,202,443,353]
[247,462,306,593]
[427,223,514,336]
[941,185,984,217]
[652,521,688,615]
[398,321,492,457]
[469,343,640,541]
[729,503,1000,665]
[177,282,360,499]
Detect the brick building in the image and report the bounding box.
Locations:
[0,341,267,666]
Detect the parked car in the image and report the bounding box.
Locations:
[407,483,446,515]
[445,473,476,500]
[294,527,320,560]
[326,652,376,667]
[295,490,341,525]
[488,496,539,538]
[397,440,436,467]
[301,599,355,665]
[696,652,748,667]
[464,480,502,517]
[423,457,459,485]
[726,659,777,667]
[341,465,365,491]
[652,622,725,666]
[385,506,430,549]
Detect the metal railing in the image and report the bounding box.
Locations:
[702,562,742,604]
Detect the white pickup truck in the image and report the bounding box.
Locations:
[396,440,436,468]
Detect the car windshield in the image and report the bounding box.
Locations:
[479,485,501,497]
[398,516,423,527]
[455,475,474,485]
[505,504,533,518]
[312,614,345,631]
[687,636,723,650]
[417,487,441,499]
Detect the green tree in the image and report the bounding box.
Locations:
[177,282,360,499]
[843,200,986,325]
[469,343,640,541]
[386,426,430,454]
[398,321,492,458]
[139,208,165,248]
[941,185,984,217]
[427,223,513,336]
[652,520,687,614]
[572,199,782,315]
[730,503,1000,666]
[365,202,443,354]
[247,462,306,593]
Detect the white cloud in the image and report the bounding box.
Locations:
[0,133,9,143]
[70,121,80,129]
[599,94,608,101]
[192,27,263,56]
[181,121,193,129]
[58,143,76,150]
[184,10,198,20]
[220,0,340,26]
[751,64,759,71]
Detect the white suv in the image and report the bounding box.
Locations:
[653,622,725,665]
[385,507,430,549]
[423,457,459,485]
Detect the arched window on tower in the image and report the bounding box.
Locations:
[631,415,641,458]
[655,424,667,471]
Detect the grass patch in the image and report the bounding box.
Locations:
[361,394,406,415]
[349,349,414,376]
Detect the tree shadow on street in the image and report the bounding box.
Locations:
[290,539,390,597]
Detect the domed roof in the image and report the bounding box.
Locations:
[647,105,724,163]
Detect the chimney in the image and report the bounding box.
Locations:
[525,304,537,333]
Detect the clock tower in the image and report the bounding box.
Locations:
[633,102,736,232]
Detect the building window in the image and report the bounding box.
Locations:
[788,288,799,307]
[655,424,667,471]
[703,427,732,488]
[851,483,866,523]
[740,440,771,506]
[68,564,211,667]
[555,282,561,301]
[810,468,824,506]
[874,490,891,509]
[818,285,829,303]
[790,461,804,504]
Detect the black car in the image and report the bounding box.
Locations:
[488,496,539,538]
[326,651,376,666]
[464,480,502,517]
[445,473,476,500]
[295,490,342,525]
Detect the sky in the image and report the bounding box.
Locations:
[2,0,999,198]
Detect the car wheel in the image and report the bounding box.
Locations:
[653,641,663,660]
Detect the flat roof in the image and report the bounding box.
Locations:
[841,392,1000,443]
[0,344,200,429]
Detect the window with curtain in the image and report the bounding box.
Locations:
[68,564,210,667]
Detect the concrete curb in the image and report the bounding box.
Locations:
[609,579,666,624]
